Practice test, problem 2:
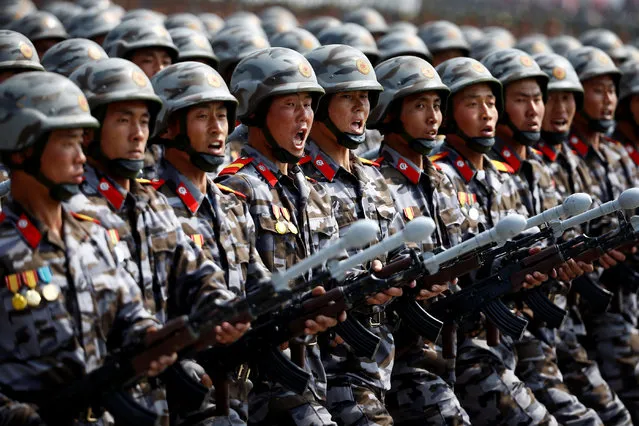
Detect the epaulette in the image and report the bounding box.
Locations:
[71,212,101,225]
[491,160,515,174]
[358,157,380,167]
[530,148,542,156]
[428,151,449,163]
[135,178,152,184]
[298,155,312,165]
[218,157,254,176]
[216,183,247,199]
[305,176,317,184]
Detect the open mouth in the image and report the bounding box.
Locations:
[208,140,224,153]
[480,126,494,137]
[349,119,365,134]
[293,128,308,147]
[425,128,438,138]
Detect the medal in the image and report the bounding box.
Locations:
[281,208,291,222]
[26,289,41,307]
[468,207,480,221]
[288,223,298,234]
[12,293,27,311]
[272,205,281,220]
[275,222,288,234]
[42,284,60,302]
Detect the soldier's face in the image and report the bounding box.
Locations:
[630,95,639,126]
[266,92,313,157]
[542,91,576,134]
[432,49,465,67]
[100,101,150,161]
[400,91,442,140]
[328,90,370,135]
[41,128,86,185]
[129,48,172,78]
[504,78,544,133]
[582,75,617,121]
[185,101,229,157]
[452,83,498,138]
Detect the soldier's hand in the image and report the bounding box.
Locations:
[556,259,593,281]
[599,249,625,269]
[415,282,451,301]
[304,286,344,335]
[215,321,251,345]
[145,327,178,377]
[366,259,404,305]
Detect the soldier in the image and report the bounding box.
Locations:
[342,8,388,40]
[41,38,108,77]
[66,58,247,422]
[613,60,639,161]
[270,28,321,54]
[103,20,179,79]
[164,13,205,33]
[215,47,343,426]
[481,48,603,425]
[433,57,556,424]
[417,21,470,66]
[300,44,405,426]
[0,30,43,83]
[535,51,634,425]
[168,28,219,69]
[316,24,380,65]
[367,55,471,425]
[0,71,175,425]
[580,29,629,66]
[8,11,68,57]
[150,61,269,424]
[549,35,582,58]
[376,32,432,63]
[303,16,341,38]
[200,13,224,39]
[210,27,270,84]
[66,7,121,45]
[567,46,639,423]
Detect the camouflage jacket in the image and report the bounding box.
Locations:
[489,137,561,216]
[608,130,639,190]
[431,141,528,235]
[67,164,232,323]
[536,140,598,199]
[155,159,270,296]
[0,199,153,404]
[215,144,340,401]
[300,139,406,392]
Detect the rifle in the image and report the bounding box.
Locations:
[36,219,383,426]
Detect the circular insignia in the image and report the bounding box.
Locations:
[187,22,199,30]
[447,29,459,39]
[288,222,298,234]
[613,39,623,48]
[43,16,57,29]
[99,182,110,191]
[275,222,288,234]
[87,46,102,60]
[399,162,408,170]
[532,42,544,53]
[19,42,33,59]
[315,159,324,166]
[11,293,27,311]
[302,38,315,50]
[596,52,610,65]
[153,26,169,37]
[503,150,511,157]
[132,70,148,87]
[178,186,187,195]
[298,62,312,78]
[496,39,508,48]
[471,62,486,74]
[258,165,266,171]
[468,207,480,221]
[42,284,60,302]
[78,95,89,112]
[253,37,267,48]
[26,289,41,308]
[456,160,465,167]
[194,36,208,49]
[520,55,533,67]
[628,145,634,153]
[552,66,566,80]
[356,58,371,75]
[570,136,578,144]
[421,66,435,79]
[17,219,27,229]
[207,73,221,88]
[407,36,418,47]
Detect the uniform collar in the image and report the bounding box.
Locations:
[303,140,343,182]
[159,160,209,215]
[537,140,559,162]
[493,137,524,172]
[567,132,591,158]
[242,145,283,188]
[380,146,422,185]
[83,164,134,212]
[440,143,479,183]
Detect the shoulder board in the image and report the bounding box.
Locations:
[218,157,254,176]
[135,178,152,184]
[530,148,542,156]
[70,212,101,225]
[298,155,312,165]
[491,160,515,174]
[215,183,247,199]
[358,157,380,167]
[429,151,449,163]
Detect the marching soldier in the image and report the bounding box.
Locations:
[0,30,43,83]
[0,71,175,425]
[216,47,343,426]
[8,11,68,57]
[40,38,108,77]
[368,55,471,425]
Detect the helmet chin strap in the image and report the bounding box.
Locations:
[580,111,615,133]
[540,130,569,145]
[387,119,436,156]
[323,116,367,150]
[452,123,495,153]
[263,125,303,164]
[166,114,225,173]
[504,114,540,146]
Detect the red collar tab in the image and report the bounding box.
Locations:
[537,142,558,162]
[312,154,337,181]
[15,214,41,249]
[255,162,279,187]
[176,182,199,214]
[298,155,312,165]
[150,178,165,190]
[623,142,639,166]
[500,146,521,171]
[452,155,474,183]
[396,157,420,184]
[97,178,125,210]
[569,135,589,157]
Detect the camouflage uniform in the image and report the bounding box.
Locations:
[217,47,337,426]
[434,57,557,425]
[368,56,469,425]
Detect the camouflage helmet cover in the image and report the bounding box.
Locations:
[41,38,108,77]
[103,20,178,61]
[169,28,219,68]
[259,6,299,26]
[9,11,68,42]
[368,55,449,128]
[470,36,509,61]
[0,29,44,72]
[435,57,503,130]
[580,29,628,63]
[533,52,583,109]
[549,35,582,57]
[303,16,341,37]
[377,31,432,62]
[566,46,621,84]
[417,20,470,55]
[66,8,121,40]
[151,61,238,137]
[41,1,84,28]
[165,13,205,32]
[481,48,549,97]
[121,9,166,23]
[388,21,418,35]
[0,71,98,152]
[342,7,388,35]
[199,13,224,36]
[460,25,483,44]
[0,0,36,29]
[515,34,554,56]
[230,47,325,122]
[68,57,162,116]
[482,27,516,48]
[317,23,380,64]
[211,27,270,76]
[617,60,639,103]
[224,11,262,31]
[270,28,321,54]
